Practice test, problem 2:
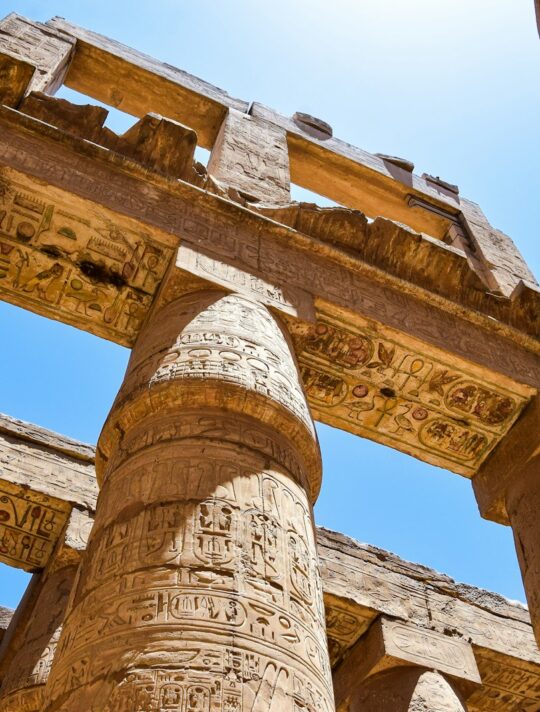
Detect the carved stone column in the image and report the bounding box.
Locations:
[337,668,469,712]
[472,397,540,647]
[505,456,540,645]
[0,509,91,712]
[333,617,479,712]
[43,290,334,711]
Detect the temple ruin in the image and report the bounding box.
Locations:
[0,12,538,711]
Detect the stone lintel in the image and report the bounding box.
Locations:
[0,413,97,512]
[0,479,71,571]
[207,107,290,203]
[0,104,537,361]
[472,395,540,524]
[46,16,249,149]
[0,14,75,105]
[0,412,96,572]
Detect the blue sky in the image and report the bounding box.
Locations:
[1,0,538,609]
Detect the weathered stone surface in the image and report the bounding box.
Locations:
[319,528,540,711]
[0,508,93,711]
[0,564,77,711]
[0,13,538,710]
[287,308,530,476]
[20,92,198,180]
[0,413,97,511]
[46,16,249,149]
[208,108,290,203]
[175,242,316,321]
[0,479,71,571]
[0,104,538,376]
[0,606,13,645]
[0,118,536,476]
[0,14,74,105]
[472,397,540,645]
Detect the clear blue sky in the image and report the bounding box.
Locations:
[1,0,538,609]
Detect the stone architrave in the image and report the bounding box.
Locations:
[207,107,291,203]
[0,14,75,106]
[42,289,334,711]
[336,668,469,712]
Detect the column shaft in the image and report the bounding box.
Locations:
[0,562,78,712]
[43,290,333,712]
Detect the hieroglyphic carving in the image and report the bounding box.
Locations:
[207,108,290,204]
[0,174,173,342]
[0,14,75,101]
[0,563,77,712]
[115,291,316,442]
[45,453,333,711]
[469,652,540,712]
[0,479,69,570]
[288,313,529,475]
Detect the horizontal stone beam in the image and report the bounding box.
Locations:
[46,16,249,149]
[333,616,481,709]
[320,528,540,712]
[0,105,537,476]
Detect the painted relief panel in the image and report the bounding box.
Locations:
[0,174,174,344]
[470,652,540,712]
[0,479,70,570]
[288,313,530,476]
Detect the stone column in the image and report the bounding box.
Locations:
[505,456,540,645]
[0,509,91,712]
[472,397,540,647]
[333,617,479,712]
[43,290,334,712]
[0,564,77,712]
[338,668,469,712]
